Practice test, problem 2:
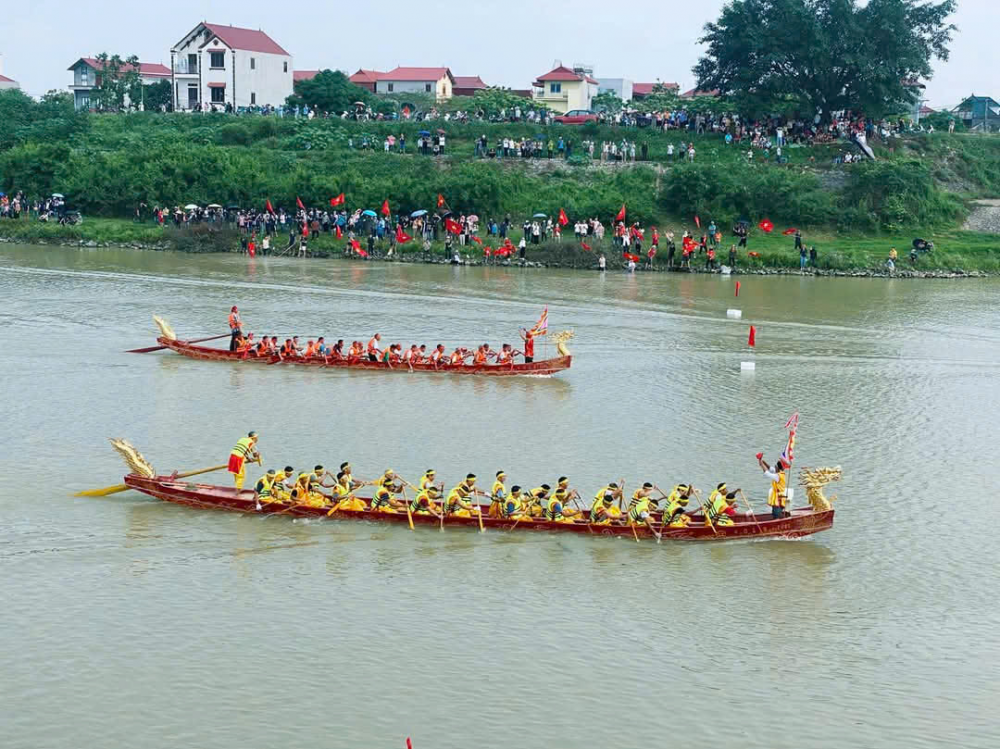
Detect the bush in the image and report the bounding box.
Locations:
[167,223,239,253]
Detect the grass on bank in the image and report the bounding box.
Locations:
[3,216,999,272]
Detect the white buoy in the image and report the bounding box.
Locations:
[727,309,742,319]
[740,361,756,372]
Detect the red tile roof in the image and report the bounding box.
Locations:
[379,66,454,82]
[0,74,15,83]
[203,23,289,56]
[68,58,171,77]
[349,69,383,84]
[293,70,319,82]
[454,75,487,90]
[534,65,597,86]
[680,87,720,98]
[919,105,936,115]
[633,82,679,96]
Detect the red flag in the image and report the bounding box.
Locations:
[695,215,701,229]
[748,325,756,347]
[470,236,482,245]
[758,219,774,233]
[381,199,391,217]
[335,225,342,239]
[350,239,360,251]
[782,227,798,236]
[406,739,413,749]
[558,208,569,226]
[735,281,741,297]
[356,248,369,258]
[330,193,345,207]
[444,218,462,235]
[437,193,446,208]
[248,242,256,258]
[296,196,305,211]
[301,223,309,237]
[265,199,273,214]
[395,226,412,244]
[615,204,626,222]
[623,252,640,263]
[580,242,592,251]
[748,251,761,258]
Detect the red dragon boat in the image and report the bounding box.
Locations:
[146,317,572,377]
[121,473,835,541]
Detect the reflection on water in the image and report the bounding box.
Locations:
[2,245,1000,749]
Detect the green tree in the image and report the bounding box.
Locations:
[92,53,142,111]
[286,70,372,113]
[693,0,956,120]
[592,91,623,114]
[472,88,542,117]
[143,80,172,112]
[634,83,680,113]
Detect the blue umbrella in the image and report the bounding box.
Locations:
[362,209,377,217]
[0,192,5,197]
[411,209,428,218]
[418,130,431,136]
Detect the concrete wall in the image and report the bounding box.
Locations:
[375,77,452,102]
[597,78,633,102]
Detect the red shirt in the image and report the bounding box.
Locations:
[524,335,535,358]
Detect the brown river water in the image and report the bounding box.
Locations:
[1,245,998,749]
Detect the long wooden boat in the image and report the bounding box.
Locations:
[148,317,572,377]
[122,473,835,541]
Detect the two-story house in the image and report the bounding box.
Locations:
[374,67,454,102]
[170,22,293,111]
[532,65,599,114]
[67,57,171,110]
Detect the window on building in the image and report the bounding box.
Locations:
[188,54,198,73]
[283,61,288,73]
[80,67,90,85]
[550,83,562,94]
[250,57,256,70]
[425,83,432,93]
[251,92,256,105]
[210,52,225,69]
[211,86,225,103]
[387,83,394,93]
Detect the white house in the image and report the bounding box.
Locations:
[67,57,171,110]
[0,54,18,91]
[374,67,455,102]
[170,22,293,111]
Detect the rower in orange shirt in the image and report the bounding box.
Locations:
[304,340,318,357]
[473,346,488,366]
[449,348,467,366]
[430,344,446,369]
[367,334,382,362]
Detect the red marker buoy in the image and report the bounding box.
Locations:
[735,281,741,297]
[748,325,756,347]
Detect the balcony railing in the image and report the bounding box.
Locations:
[173,61,198,75]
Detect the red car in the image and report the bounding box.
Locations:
[553,109,599,125]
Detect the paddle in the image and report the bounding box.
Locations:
[403,487,414,531]
[696,489,718,535]
[74,464,228,497]
[739,489,763,532]
[125,334,230,354]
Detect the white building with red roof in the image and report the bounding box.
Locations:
[0,54,18,91]
[532,64,599,114]
[374,67,455,102]
[67,57,170,110]
[170,22,293,111]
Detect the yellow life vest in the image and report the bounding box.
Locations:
[420,473,436,491]
[628,498,651,523]
[254,474,273,498]
[372,484,393,510]
[767,472,788,508]
[502,492,524,518]
[544,496,566,520]
[230,437,254,459]
[707,490,730,521]
[492,480,506,499]
[446,482,473,512]
[411,489,437,513]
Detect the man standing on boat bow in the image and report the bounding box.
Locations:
[228,431,260,491]
[228,306,243,351]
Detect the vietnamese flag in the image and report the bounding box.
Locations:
[581,241,592,251]
[782,227,798,236]
[748,325,756,347]
[695,215,701,229]
[335,225,342,239]
[444,218,462,235]
[381,199,391,217]
[330,193,345,207]
[265,199,274,214]
[623,252,640,262]
[470,236,482,245]
[437,193,446,208]
[615,204,626,222]
[758,219,774,233]
[558,208,569,226]
[735,280,741,297]
[395,226,412,244]
[296,196,305,211]
[301,223,309,237]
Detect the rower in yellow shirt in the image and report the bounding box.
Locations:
[370,470,406,513]
[420,469,440,492]
[627,489,661,538]
[331,472,366,512]
[445,474,483,518]
[227,431,260,490]
[489,470,507,517]
[501,486,531,521]
[527,484,551,517]
[590,482,624,524]
[662,483,694,527]
[550,476,581,520]
[268,465,295,502]
[409,486,444,518]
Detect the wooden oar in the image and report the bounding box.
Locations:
[696,489,718,535]
[739,489,763,532]
[125,334,229,354]
[403,487,414,531]
[74,464,228,497]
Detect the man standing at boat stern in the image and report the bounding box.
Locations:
[228,432,260,491]
[758,455,788,520]
[228,306,243,351]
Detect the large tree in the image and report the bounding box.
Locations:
[285,70,372,113]
[92,53,143,112]
[693,0,956,119]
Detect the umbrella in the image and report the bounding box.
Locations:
[52,193,65,199]
[436,129,446,134]
[207,203,222,209]
[410,210,428,218]
[387,135,396,145]
[533,213,547,219]
[418,130,431,136]
[0,192,5,197]
[362,209,377,217]
[184,204,199,210]
[467,214,479,222]
[353,101,367,106]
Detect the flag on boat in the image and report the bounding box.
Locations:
[529,307,548,336]
[330,193,345,207]
[780,412,798,467]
